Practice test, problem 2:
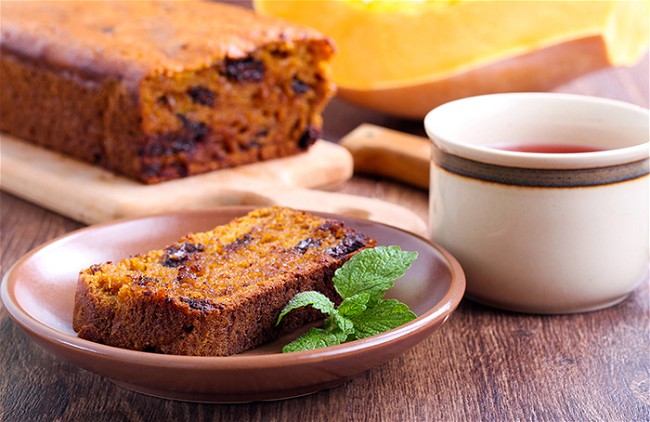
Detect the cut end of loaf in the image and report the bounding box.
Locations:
[0,1,336,183]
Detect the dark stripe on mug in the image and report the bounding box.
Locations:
[431,146,650,187]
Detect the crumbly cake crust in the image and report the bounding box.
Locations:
[0,1,335,183]
[72,207,376,356]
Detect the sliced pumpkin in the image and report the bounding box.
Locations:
[254,0,649,118]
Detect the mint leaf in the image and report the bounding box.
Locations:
[282,327,347,353]
[277,246,418,353]
[333,246,418,300]
[277,291,335,324]
[348,299,417,340]
[337,292,371,317]
[331,312,354,335]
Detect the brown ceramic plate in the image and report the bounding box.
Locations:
[1,207,465,403]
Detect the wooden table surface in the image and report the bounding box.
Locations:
[1,30,648,422]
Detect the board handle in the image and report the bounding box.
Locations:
[339,124,431,189]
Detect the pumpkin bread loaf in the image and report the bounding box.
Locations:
[72,207,376,356]
[0,1,335,183]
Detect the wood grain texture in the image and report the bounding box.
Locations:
[0,138,354,222]
[1,187,648,421]
[0,138,427,235]
[1,3,648,420]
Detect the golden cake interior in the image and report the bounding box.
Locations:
[73,207,375,356]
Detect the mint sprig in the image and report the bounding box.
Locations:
[277,246,418,353]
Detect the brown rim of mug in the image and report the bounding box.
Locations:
[431,146,650,188]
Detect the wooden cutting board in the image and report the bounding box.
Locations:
[0,134,427,235]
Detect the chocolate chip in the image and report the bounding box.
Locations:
[294,238,321,253]
[143,136,190,157]
[326,232,369,258]
[174,161,189,178]
[176,264,197,285]
[177,114,209,142]
[270,49,290,59]
[136,275,160,286]
[224,234,251,251]
[298,125,319,149]
[241,140,263,151]
[163,242,204,267]
[317,221,339,232]
[187,86,216,107]
[140,115,210,160]
[180,297,217,312]
[92,152,103,164]
[224,57,265,82]
[141,162,160,180]
[291,77,310,95]
[89,264,103,274]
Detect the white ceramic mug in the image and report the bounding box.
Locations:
[424,93,649,314]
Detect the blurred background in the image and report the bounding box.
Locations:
[238,0,649,140]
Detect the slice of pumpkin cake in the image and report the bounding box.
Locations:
[73,207,375,356]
